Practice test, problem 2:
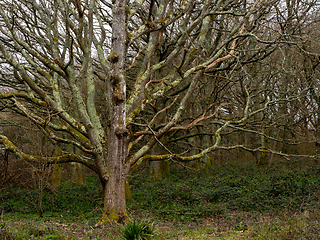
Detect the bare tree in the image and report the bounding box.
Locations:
[0,0,318,222]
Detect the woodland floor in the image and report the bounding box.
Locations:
[1,159,320,239]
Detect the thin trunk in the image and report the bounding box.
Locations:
[71,162,83,185]
[149,142,170,179]
[149,99,170,179]
[279,0,294,156]
[257,130,268,166]
[268,129,280,166]
[52,142,62,188]
[149,159,169,179]
[201,131,212,173]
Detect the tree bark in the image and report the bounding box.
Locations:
[102,0,129,223]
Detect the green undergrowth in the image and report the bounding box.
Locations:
[128,163,320,222]
[1,161,320,239]
[0,175,102,221]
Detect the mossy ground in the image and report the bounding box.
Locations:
[1,160,320,239]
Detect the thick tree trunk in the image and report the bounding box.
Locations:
[316,118,320,164]
[102,0,128,223]
[102,143,127,223]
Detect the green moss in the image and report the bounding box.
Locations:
[109,208,120,222]
[101,208,128,223]
[125,6,131,15]
[199,28,208,37]
[125,181,132,199]
[158,16,168,23]
[107,52,119,63]
[188,48,196,56]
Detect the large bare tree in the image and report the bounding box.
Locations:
[1,0,318,222]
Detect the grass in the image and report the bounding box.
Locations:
[120,219,155,240]
[2,212,320,239]
[1,160,320,239]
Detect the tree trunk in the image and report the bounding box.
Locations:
[102,149,127,223]
[149,142,170,180]
[149,99,170,179]
[102,0,128,223]
[316,118,320,164]
[257,133,268,166]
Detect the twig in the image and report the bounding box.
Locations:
[126,48,143,71]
